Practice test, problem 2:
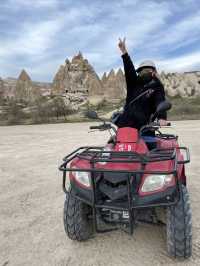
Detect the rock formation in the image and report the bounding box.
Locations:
[101,68,126,102]
[1,78,17,99]
[14,69,41,103]
[101,72,107,84]
[33,81,52,97]
[0,78,4,98]
[52,52,103,102]
[0,76,51,101]
[1,53,200,109]
[101,69,200,99]
[160,71,200,97]
[18,69,31,82]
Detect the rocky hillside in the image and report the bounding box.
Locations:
[15,70,41,103]
[1,71,52,101]
[53,52,103,95]
[52,52,104,108]
[101,68,126,102]
[0,78,4,98]
[52,55,200,100]
[0,52,200,105]
[0,52,200,125]
[160,71,200,97]
[100,70,200,99]
[1,78,17,99]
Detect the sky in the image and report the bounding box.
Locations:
[0,0,200,81]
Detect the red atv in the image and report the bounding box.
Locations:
[59,101,192,258]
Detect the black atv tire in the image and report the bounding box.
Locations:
[166,185,192,258]
[63,186,93,241]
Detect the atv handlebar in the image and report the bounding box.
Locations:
[90,123,111,130]
[150,122,171,127]
[90,123,117,133]
[139,121,172,136]
[90,124,110,130]
[90,125,102,130]
[90,121,171,134]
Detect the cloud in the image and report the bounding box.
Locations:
[6,0,59,8]
[0,5,90,59]
[0,20,62,58]
[77,1,171,68]
[146,10,200,53]
[157,51,200,72]
[0,0,200,81]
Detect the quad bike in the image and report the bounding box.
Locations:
[59,100,192,258]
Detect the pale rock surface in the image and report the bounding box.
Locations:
[15,69,41,102]
[1,75,52,100]
[102,68,126,102]
[0,77,4,98]
[52,52,103,98]
[160,71,200,97]
[88,96,105,106]
[101,72,107,84]
[1,53,200,107]
[1,78,17,99]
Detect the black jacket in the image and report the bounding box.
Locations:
[117,53,167,130]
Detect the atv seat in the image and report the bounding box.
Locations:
[114,127,148,153]
[116,127,138,143]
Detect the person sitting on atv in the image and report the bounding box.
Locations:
[117,37,169,131]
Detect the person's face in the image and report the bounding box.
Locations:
[138,67,156,77]
[138,67,156,84]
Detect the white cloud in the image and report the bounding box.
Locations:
[29,57,65,81]
[147,11,200,52]
[0,19,61,58]
[0,0,200,81]
[77,1,171,72]
[157,51,200,72]
[7,0,59,8]
[0,5,88,59]
[0,2,106,58]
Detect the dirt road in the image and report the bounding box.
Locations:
[0,121,200,266]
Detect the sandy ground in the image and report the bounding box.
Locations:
[0,121,200,266]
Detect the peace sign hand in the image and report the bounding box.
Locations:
[118,37,127,54]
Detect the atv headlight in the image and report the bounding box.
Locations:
[141,174,174,193]
[72,170,91,188]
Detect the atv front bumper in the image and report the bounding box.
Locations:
[59,146,190,234]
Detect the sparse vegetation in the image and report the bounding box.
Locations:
[0,95,200,125]
[4,99,28,125]
[167,96,200,120]
[0,96,76,125]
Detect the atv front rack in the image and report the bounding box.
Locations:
[59,146,190,234]
[59,146,189,174]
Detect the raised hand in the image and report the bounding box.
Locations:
[118,37,127,54]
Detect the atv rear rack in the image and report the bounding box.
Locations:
[59,146,190,234]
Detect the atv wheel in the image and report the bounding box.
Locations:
[63,186,93,241]
[166,185,192,258]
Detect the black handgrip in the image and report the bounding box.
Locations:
[90,123,112,131]
[152,121,171,126]
[90,126,100,130]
